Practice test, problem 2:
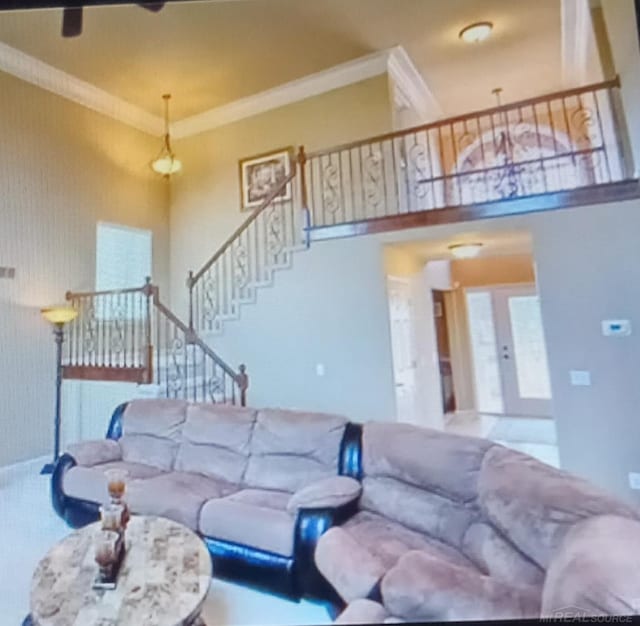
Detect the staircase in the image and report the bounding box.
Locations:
[187,164,310,334]
[63,280,248,405]
[61,78,636,399]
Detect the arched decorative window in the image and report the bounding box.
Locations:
[449,121,596,206]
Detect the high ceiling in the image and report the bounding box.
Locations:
[0,0,565,120]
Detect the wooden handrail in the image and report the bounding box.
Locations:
[66,285,148,299]
[190,165,297,286]
[306,77,622,159]
[150,285,240,379]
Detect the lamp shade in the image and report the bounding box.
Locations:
[151,154,182,176]
[41,305,78,325]
[448,243,483,259]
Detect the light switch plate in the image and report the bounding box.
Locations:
[602,319,631,337]
[570,370,591,386]
[316,363,325,377]
[628,472,640,490]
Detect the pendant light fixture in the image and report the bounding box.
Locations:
[151,93,182,178]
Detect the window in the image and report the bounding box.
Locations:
[96,222,152,292]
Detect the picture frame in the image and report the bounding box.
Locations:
[239,147,294,212]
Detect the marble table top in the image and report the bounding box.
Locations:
[30,516,211,626]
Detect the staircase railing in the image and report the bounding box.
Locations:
[187,159,309,333]
[64,280,249,405]
[302,78,632,228]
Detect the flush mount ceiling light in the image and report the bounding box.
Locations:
[448,243,484,259]
[151,94,182,178]
[459,21,493,44]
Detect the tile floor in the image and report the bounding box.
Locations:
[1,458,331,626]
[444,412,560,468]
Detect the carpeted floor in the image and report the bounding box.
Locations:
[1,458,331,626]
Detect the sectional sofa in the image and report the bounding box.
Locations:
[52,399,640,622]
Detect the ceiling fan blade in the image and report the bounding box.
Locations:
[137,2,165,12]
[62,6,83,37]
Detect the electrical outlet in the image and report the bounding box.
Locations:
[0,266,15,279]
[628,472,640,490]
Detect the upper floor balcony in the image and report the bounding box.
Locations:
[301,78,638,241]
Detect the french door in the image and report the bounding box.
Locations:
[466,285,552,417]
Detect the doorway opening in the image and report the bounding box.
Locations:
[383,230,558,467]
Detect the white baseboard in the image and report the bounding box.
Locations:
[0,455,48,484]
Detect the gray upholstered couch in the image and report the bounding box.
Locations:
[317,422,640,623]
[53,399,362,599]
[53,399,640,622]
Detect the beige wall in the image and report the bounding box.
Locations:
[0,70,169,466]
[170,76,398,422]
[451,254,535,288]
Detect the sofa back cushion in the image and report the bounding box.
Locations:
[362,423,492,503]
[477,445,640,569]
[119,399,188,471]
[243,408,347,492]
[541,514,640,617]
[174,403,257,484]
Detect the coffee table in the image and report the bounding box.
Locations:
[28,516,211,626]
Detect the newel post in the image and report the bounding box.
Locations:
[236,364,249,407]
[297,146,311,248]
[142,276,154,384]
[187,270,195,331]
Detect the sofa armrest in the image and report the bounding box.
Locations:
[287,476,362,514]
[335,599,389,624]
[315,527,386,603]
[293,490,361,599]
[66,439,122,467]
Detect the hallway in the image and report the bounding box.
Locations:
[445,412,559,467]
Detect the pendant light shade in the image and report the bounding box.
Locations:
[151,94,182,177]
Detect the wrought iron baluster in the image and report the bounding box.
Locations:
[592,89,612,182]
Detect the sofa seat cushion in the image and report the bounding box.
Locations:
[125,471,238,531]
[462,522,545,586]
[342,511,478,572]
[63,461,163,503]
[381,550,542,622]
[225,488,291,510]
[199,493,295,556]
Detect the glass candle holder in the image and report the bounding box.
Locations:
[95,530,118,578]
[100,503,124,532]
[104,468,128,503]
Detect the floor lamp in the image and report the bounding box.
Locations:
[40,305,78,475]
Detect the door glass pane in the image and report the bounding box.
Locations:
[466,291,504,413]
[508,295,552,399]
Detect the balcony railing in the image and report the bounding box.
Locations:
[300,78,632,230]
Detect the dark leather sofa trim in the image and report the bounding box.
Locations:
[204,536,297,598]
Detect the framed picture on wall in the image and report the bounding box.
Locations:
[239,147,294,212]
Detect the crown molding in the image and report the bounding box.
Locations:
[172,46,440,139]
[0,40,439,139]
[387,45,443,122]
[561,0,593,87]
[0,41,164,136]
